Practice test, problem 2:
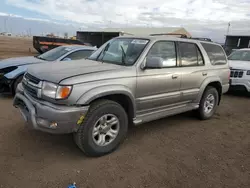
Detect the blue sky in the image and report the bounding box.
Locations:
[1,0,250,42]
[0,1,49,20]
[3,0,250,25]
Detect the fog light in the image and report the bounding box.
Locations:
[50,122,58,129]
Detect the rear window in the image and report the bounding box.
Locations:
[201,43,227,65]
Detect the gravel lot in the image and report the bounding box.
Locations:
[0,37,249,188]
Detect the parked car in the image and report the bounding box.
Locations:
[13,36,230,157]
[0,45,97,94]
[228,48,250,92]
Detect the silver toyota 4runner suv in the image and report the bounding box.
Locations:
[13,36,230,157]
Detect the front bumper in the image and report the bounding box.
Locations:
[13,84,89,134]
[229,78,250,92]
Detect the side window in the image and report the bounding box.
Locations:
[147,41,177,67]
[63,50,94,60]
[201,43,227,65]
[179,42,204,66]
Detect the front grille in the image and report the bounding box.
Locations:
[25,73,40,85]
[22,82,38,98]
[230,69,244,78]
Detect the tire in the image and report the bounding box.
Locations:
[74,99,128,157]
[12,75,23,95]
[197,86,219,120]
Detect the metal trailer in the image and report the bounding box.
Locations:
[76,31,134,48]
[33,36,91,54]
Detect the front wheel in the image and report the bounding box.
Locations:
[197,86,219,120]
[74,100,128,157]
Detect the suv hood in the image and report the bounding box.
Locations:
[0,56,46,68]
[27,59,126,83]
[228,60,250,70]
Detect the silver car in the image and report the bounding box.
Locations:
[0,45,97,94]
[13,36,230,157]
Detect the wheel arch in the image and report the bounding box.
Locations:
[76,85,136,122]
[206,82,222,105]
[196,77,223,105]
[11,74,24,94]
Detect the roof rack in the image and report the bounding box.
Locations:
[149,33,188,38]
[189,37,212,42]
[149,33,213,42]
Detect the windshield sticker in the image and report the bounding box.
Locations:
[131,39,148,44]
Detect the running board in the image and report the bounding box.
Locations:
[133,104,199,125]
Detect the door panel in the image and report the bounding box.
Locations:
[136,69,181,112]
[136,41,181,113]
[178,42,207,103]
[180,67,207,102]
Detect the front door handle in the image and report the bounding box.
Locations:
[172,74,178,79]
[202,72,207,76]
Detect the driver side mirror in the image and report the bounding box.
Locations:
[142,57,164,69]
[62,57,72,61]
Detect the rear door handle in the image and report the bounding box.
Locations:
[172,74,178,79]
[202,72,207,76]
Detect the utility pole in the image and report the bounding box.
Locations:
[226,22,231,36]
[4,17,7,32]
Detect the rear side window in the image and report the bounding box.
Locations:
[201,43,227,65]
[179,42,204,66]
[64,50,94,60]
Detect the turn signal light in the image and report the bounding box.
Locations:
[56,86,72,99]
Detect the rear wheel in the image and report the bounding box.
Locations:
[197,86,219,120]
[74,100,128,157]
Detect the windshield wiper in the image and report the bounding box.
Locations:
[35,56,46,60]
[97,43,110,63]
[120,46,126,65]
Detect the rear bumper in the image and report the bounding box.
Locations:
[13,84,89,134]
[222,83,230,94]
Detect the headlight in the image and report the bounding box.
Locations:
[247,70,250,75]
[42,81,72,99]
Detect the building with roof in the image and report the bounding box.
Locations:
[224,35,250,55]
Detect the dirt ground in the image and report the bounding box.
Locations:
[0,37,249,188]
[0,36,37,59]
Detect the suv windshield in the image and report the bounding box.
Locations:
[88,38,149,66]
[36,46,72,61]
[228,50,250,61]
